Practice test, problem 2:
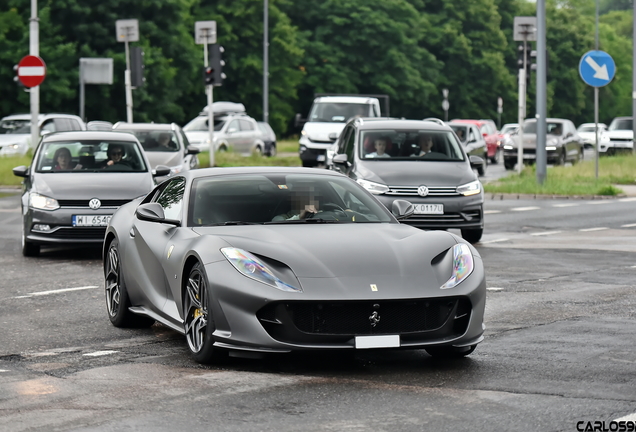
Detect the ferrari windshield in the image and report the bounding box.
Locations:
[35,140,148,173]
[359,130,465,161]
[189,174,394,226]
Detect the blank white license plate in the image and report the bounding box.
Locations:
[72,215,112,227]
[355,335,400,349]
[412,203,444,215]
[316,154,326,161]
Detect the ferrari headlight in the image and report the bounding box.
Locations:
[357,179,389,195]
[221,247,301,292]
[456,180,481,196]
[29,192,59,211]
[441,243,474,289]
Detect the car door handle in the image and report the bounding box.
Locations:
[129,228,135,238]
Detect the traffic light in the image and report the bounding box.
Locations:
[203,65,215,85]
[130,46,145,88]
[207,44,225,86]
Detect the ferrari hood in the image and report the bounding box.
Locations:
[193,224,458,280]
[32,172,154,200]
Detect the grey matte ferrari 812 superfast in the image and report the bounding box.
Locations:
[103,167,486,363]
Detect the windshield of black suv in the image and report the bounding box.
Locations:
[183,116,225,132]
[359,130,465,161]
[117,129,181,153]
[308,103,371,123]
[35,140,148,173]
[608,118,633,131]
[522,121,563,135]
[0,119,30,134]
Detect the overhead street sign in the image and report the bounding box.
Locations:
[513,16,537,41]
[195,21,217,44]
[579,50,616,87]
[17,55,46,88]
[116,19,139,42]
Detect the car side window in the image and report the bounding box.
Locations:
[227,120,240,133]
[239,119,255,131]
[337,126,352,154]
[54,118,74,132]
[344,128,356,161]
[180,129,190,147]
[41,120,56,133]
[155,177,186,221]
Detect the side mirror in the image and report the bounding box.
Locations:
[12,165,29,178]
[135,202,181,226]
[332,153,349,166]
[328,132,338,142]
[186,145,200,155]
[391,199,414,220]
[294,113,306,129]
[469,155,485,170]
[152,165,171,177]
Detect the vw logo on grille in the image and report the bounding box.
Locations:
[89,198,101,210]
[417,185,429,197]
[369,311,381,327]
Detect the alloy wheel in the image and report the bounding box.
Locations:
[184,268,208,353]
[105,243,121,318]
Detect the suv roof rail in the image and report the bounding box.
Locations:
[200,101,246,116]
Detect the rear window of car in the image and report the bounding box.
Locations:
[359,129,465,161]
[35,140,147,173]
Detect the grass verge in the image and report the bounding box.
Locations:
[277,138,299,154]
[197,151,301,168]
[0,154,32,187]
[484,155,636,196]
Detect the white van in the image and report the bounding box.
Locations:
[296,95,386,167]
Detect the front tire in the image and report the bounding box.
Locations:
[504,160,515,170]
[426,344,477,358]
[105,239,154,328]
[267,144,277,157]
[22,225,40,257]
[183,263,225,364]
[461,228,483,244]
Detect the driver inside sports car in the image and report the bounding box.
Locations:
[272,187,323,221]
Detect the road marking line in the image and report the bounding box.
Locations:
[484,210,501,214]
[587,201,611,205]
[0,369,9,373]
[618,197,636,202]
[487,287,504,291]
[83,350,119,357]
[0,208,19,213]
[14,286,99,299]
[481,238,509,244]
[622,223,636,228]
[579,227,609,232]
[511,206,540,212]
[530,231,562,236]
[553,203,579,207]
[615,413,636,422]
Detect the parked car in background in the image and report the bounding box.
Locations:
[448,121,488,176]
[256,121,277,156]
[330,118,485,244]
[183,102,265,155]
[112,122,199,179]
[576,123,607,149]
[500,123,519,135]
[86,121,114,131]
[503,118,583,170]
[12,130,167,256]
[599,117,633,155]
[451,119,500,164]
[0,113,86,156]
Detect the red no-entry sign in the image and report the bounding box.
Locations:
[17,55,47,88]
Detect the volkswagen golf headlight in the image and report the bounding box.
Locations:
[456,180,481,196]
[29,192,59,211]
[221,247,302,292]
[357,179,389,195]
[441,243,474,289]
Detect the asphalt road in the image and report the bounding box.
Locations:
[1,186,636,431]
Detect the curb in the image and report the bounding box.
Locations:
[487,193,626,200]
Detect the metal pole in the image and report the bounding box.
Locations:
[536,0,547,185]
[633,0,636,156]
[517,36,527,174]
[595,87,599,178]
[79,61,85,121]
[263,0,269,123]
[124,37,133,123]
[204,34,215,167]
[30,0,39,151]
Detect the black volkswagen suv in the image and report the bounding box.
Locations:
[330,118,485,243]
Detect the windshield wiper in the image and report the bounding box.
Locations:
[206,221,260,226]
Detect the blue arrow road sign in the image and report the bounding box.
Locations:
[579,50,616,87]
